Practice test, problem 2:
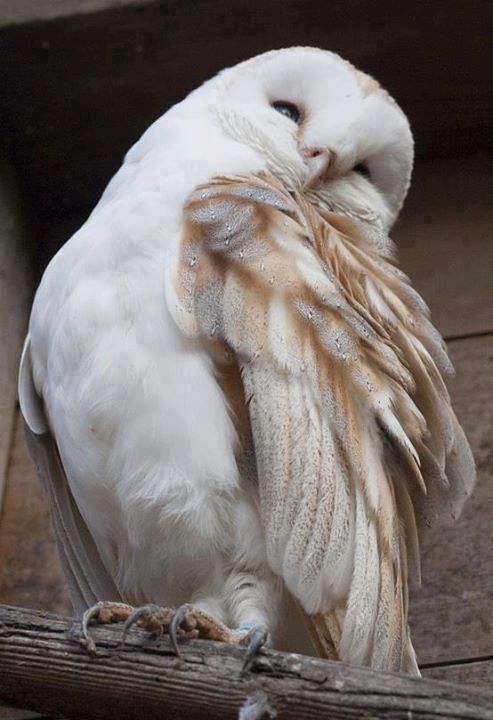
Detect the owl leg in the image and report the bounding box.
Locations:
[223,570,281,672]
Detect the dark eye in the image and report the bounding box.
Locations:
[354,163,371,180]
[271,101,301,124]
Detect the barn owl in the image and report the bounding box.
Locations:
[19,47,475,675]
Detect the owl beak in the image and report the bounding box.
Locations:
[302,149,336,189]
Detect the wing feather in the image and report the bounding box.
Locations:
[170,172,476,673]
[19,340,122,614]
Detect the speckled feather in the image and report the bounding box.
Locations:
[171,172,475,672]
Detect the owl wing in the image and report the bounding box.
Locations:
[18,338,122,614]
[169,173,475,672]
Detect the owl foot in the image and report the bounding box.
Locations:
[81,601,271,672]
[81,600,134,654]
[121,603,175,646]
[168,603,239,655]
[169,606,270,672]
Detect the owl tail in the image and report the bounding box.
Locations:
[302,609,341,661]
[303,608,420,676]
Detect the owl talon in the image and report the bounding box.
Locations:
[169,604,240,654]
[120,603,173,647]
[169,604,194,655]
[239,624,270,674]
[80,601,133,654]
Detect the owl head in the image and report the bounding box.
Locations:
[206,47,413,230]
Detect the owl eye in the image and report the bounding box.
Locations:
[354,163,371,180]
[271,101,301,124]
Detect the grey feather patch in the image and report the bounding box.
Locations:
[24,426,122,615]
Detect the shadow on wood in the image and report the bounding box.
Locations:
[0,605,492,720]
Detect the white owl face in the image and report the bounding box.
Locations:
[210,47,414,229]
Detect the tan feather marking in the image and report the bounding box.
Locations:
[305,612,339,660]
[169,171,475,673]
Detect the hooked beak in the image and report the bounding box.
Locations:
[302,149,336,189]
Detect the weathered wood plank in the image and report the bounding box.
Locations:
[409,335,493,665]
[0,605,492,720]
[0,0,145,28]
[0,700,42,719]
[396,157,493,338]
[0,161,32,512]
[423,660,493,687]
[0,0,490,231]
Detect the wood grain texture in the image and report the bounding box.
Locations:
[0,605,492,720]
[0,0,490,232]
[396,157,493,338]
[423,660,493,687]
[0,0,147,28]
[409,335,493,665]
[0,700,42,720]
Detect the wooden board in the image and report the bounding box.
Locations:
[423,661,493,687]
[1,606,493,720]
[0,0,141,27]
[0,700,42,720]
[396,157,493,339]
[409,334,493,665]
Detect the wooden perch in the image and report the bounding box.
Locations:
[0,605,491,720]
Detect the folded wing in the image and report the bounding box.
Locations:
[169,173,475,672]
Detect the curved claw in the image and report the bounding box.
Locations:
[241,625,270,675]
[81,603,103,654]
[169,604,193,656]
[81,601,132,654]
[120,603,163,647]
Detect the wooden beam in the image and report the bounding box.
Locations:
[0,0,149,29]
[423,659,493,687]
[0,699,42,720]
[0,605,492,720]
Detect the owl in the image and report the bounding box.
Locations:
[19,47,475,675]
